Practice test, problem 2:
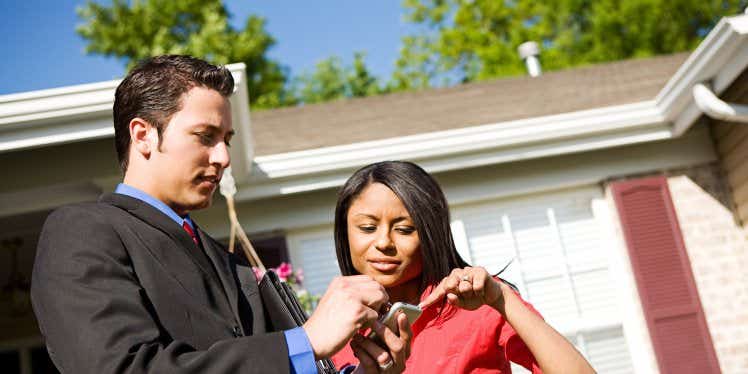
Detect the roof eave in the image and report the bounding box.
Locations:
[238,14,748,200]
[656,14,748,136]
[241,100,670,200]
[0,63,255,183]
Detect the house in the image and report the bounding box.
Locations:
[1,12,747,374]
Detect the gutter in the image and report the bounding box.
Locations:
[693,82,748,123]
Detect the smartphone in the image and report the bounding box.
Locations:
[366,302,422,346]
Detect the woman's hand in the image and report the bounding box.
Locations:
[350,313,412,373]
[419,266,505,312]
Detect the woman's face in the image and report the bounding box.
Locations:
[347,182,423,291]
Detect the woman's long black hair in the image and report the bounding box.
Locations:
[334,161,470,292]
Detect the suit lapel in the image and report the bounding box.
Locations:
[102,193,219,282]
[100,194,234,311]
[198,229,240,325]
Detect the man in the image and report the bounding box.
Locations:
[31,55,410,373]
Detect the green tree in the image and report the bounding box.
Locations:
[77,0,294,108]
[296,52,384,104]
[394,0,747,88]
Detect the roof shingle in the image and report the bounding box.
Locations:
[252,53,689,156]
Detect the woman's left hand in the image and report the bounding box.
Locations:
[419,267,505,311]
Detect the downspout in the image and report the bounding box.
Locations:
[693,82,748,123]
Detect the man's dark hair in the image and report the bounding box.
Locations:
[113,55,234,172]
[334,161,470,292]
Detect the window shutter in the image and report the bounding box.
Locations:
[611,176,721,373]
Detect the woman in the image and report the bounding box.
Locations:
[331,161,595,373]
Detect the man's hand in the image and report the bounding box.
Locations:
[350,313,412,373]
[302,275,388,359]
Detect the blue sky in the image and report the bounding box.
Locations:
[0,1,416,95]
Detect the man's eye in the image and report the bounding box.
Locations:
[197,133,213,144]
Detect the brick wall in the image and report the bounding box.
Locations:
[666,163,748,373]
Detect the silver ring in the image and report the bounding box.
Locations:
[461,275,471,282]
[379,359,394,371]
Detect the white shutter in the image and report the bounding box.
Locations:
[287,228,339,296]
[582,327,635,374]
[452,186,634,373]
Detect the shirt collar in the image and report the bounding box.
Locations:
[114,183,195,230]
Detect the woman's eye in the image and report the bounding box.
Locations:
[396,226,416,234]
[358,225,376,233]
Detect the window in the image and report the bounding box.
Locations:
[451,187,635,373]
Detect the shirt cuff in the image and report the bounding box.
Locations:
[340,364,357,373]
[284,327,317,374]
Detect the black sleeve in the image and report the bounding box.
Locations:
[30,205,291,374]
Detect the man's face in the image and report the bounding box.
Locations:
[147,86,233,215]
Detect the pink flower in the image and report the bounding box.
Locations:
[295,268,304,285]
[252,267,265,282]
[276,262,293,282]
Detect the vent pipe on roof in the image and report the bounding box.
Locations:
[518,41,542,77]
[693,83,748,123]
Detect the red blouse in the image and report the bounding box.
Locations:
[332,287,543,373]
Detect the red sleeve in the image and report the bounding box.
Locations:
[497,289,544,373]
[332,341,358,370]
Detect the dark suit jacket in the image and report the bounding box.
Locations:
[31,193,291,373]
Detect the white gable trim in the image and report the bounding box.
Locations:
[656,15,748,136]
[0,63,254,182]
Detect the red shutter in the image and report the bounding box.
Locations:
[611,176,721,374]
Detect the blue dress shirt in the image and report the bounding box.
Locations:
[114,183,318,374]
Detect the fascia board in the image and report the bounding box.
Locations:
[252,101,665,179]
[0,63,254,168]
[237,122,673,201]
[224,63,254,184]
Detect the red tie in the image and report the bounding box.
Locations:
[182,222,199,246]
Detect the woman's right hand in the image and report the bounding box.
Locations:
[350,312,412,373]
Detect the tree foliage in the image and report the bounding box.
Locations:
[295,52,384,104]
[77,0,747,107]
[76,0,293,108]
[394,0,748,87]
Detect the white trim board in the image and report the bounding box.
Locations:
[0,64,254,173]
